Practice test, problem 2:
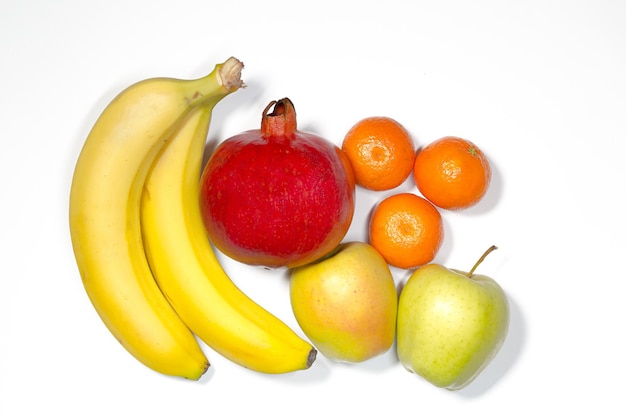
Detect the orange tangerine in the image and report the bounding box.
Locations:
[369,193,443,269]
[413,136,491,210]
[342,117,415,191]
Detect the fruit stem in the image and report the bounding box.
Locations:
[261,97,298,138]
[217,56,246,92]
[468,245,498,278]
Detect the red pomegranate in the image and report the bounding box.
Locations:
[199,98,355,268]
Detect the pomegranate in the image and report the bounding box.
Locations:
[199,98,355,268]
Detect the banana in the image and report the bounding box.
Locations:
[140,94,317,374]
[69,57,244,379]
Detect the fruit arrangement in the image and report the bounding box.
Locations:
[69,57,509,389]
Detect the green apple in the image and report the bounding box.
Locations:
[396,245,509,390]
[289,242,398,363]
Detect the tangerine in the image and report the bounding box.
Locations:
[369,193,443,269]
[413,136,491,210]
[342,117,415,191]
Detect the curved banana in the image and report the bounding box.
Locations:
[69,57,244,379]
[140,100,317,374]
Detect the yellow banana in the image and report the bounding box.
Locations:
[140,97,317,374]
[69,57,244,379]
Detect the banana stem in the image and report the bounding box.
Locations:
[218,57,245,92]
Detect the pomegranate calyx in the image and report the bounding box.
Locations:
[261,97,297,138]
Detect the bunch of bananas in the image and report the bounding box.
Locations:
[69,57,316,380]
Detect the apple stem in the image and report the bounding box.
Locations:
[468,245,498,278]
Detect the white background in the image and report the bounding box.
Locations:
[1,0,625,415]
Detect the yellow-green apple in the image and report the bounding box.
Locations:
[289,242,397,363]
[396,245,509,389]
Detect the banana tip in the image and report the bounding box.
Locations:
[306,348,317,369]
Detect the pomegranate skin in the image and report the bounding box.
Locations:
[199,129,355,269]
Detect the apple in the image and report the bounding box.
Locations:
[289,242,397,363]
[396,245,509,390]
